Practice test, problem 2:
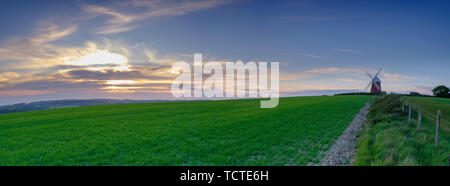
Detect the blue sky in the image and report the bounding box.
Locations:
[0,0,449,105]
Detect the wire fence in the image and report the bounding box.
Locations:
[403,100,450,124]
[401,99,448,147]
[401,101,449,127]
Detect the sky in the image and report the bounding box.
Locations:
[0,0,449,105]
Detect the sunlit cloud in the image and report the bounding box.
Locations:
[381,73,417,82]
[0,23,184,99]
[0,24,78,70]
[65,51,128,66]
[0,72,21,82]
[0,89,55,96]
[102,86,145,90]
[105,80,138,85]
[101,85,173,94]
[1,0,446,106]
[410,86,433,95]
[30,24,78,44]
[64,50,133,71]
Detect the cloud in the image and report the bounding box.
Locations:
[381,72,417,82]
[0,89,55,96]
[0,23,80,71]
[281,67,361,80]
[282,52,328,59]
[97,26,138,35]
[29,23,78,44]
[278,67,425,94]
[304,67,359,74]
[411,85,433,95]
[65,50,128,67]
[336,48,366,54]
[65,69,143,80]
[0,66,176,97]
[0,5,435,103]
[0,72,21,82]
[82,0,235,34]
[0,30,186,97]
[62,65,174,81]
[335,78,367,83]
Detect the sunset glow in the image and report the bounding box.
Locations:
[105,80,138,85]
[66,51,128,66]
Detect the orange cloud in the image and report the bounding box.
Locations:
[0,90,54,96]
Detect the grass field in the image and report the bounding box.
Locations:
[0,95,371,166]
[402,96,450,132]
[355,95,449,166]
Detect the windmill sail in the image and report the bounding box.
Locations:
[366,68,382,93]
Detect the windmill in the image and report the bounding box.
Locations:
[365,68,382,93]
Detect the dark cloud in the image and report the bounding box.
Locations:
[64,65,174,80]
[66,69,143,80]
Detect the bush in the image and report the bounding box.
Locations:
[367,94,404,124]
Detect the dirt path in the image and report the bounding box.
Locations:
[316,102,371,166]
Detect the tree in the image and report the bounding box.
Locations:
[432,85,449,98]
[410,92,423,96]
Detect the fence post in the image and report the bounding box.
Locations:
[408,102,412,122]
[418,105,422,129]
[435,110,441,148]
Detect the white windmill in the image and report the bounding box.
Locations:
[365,68,382,93]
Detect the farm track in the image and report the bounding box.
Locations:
[315,101,371,166]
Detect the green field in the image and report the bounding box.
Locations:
[403,96,450,132]
[0,96,371,166]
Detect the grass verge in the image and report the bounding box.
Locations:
[354,94,449,166]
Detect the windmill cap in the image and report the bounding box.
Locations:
[373,76,381,82]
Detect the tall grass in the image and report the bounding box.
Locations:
[354,94,449,166]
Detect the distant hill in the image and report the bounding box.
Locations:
[334,92,380,96]
[0,99,179,114]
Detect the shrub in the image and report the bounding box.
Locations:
[367,94,404,124]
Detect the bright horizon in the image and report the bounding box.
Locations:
[1,0,449,105]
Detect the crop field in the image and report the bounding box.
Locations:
[0,96,371,166]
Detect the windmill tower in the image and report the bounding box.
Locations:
[365,68,382,93]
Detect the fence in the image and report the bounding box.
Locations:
[401,100,449,148]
